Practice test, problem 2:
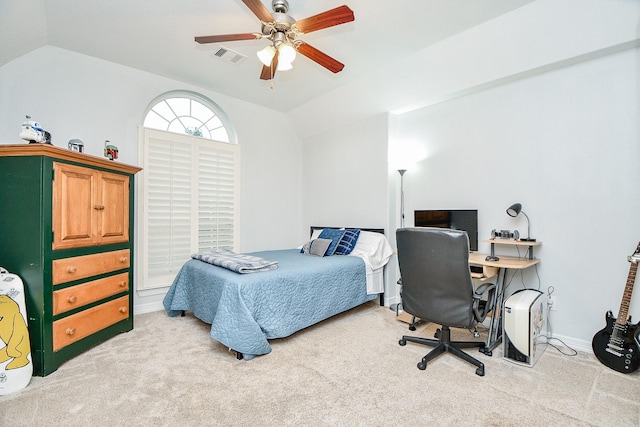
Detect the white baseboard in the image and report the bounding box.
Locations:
[545,332,593,355]
[134,300,165,315]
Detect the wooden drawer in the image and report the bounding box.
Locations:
[53,295,129,351]
[52,249,130,285]
[53,272,129,315]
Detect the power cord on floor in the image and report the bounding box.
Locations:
[544,285,578,356]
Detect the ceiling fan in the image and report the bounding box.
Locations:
[195,0,354,80]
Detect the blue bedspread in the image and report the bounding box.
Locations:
[163,249,376,359]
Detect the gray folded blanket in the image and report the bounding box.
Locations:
[192,249,278,274]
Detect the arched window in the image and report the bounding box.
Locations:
[142,91,237,143]
[138,91,240,291]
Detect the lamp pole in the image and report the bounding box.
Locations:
[398,169,406,228]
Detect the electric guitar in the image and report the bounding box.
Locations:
[592,242,640,373]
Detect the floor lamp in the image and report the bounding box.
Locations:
[398,169,406,228]
[392,169,407,315]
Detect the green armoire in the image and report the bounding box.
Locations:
[0,144,141,376]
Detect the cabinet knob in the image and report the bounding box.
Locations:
[66,327,76,336]
[66,266,77,274]
[119,257,128,263]
[67,295,77,304]
[119,306,127,314]
[119,281,127,288]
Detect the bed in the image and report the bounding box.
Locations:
[162,227,393,360]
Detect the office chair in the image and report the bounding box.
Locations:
[396,227,496,376]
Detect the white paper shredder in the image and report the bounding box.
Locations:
[503,289,547,367]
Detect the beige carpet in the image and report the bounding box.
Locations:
[1,302,639,426]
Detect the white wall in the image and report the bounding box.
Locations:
[301,114,389,233]
[389,46,640,352]
[300,113,392,302]
[0,46,303,313]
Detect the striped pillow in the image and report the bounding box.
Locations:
[335,228,361,255]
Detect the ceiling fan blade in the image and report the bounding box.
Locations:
[295,5,354,34]
[297,43,345,74]
[195,33,258,44]
[242,0,274,22]
[260,50,279,80]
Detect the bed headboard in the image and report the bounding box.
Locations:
[310,226,385,237]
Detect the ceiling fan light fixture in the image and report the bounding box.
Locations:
[196,2,355,79]
[277,61,293,71]
[257,45,276,66]
[278,43,296,64]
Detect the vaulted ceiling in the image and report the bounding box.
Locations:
[1,0,535,112]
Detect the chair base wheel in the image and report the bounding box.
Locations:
[399,339,406,346]
[476,366,485,376]
[418,362,426,370]
[409,324,416,331]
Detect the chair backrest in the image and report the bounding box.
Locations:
[396,227,476,329]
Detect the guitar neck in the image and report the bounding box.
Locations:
[616,260,638,326]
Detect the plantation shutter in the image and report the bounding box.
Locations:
[140,128,240,290]
[197,143,238,251]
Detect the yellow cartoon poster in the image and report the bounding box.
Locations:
[0,268,32,395]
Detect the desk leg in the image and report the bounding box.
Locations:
[481,267,507,356]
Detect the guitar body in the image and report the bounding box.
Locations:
[592,310,640,374]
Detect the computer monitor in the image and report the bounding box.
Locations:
[414,209,479,252]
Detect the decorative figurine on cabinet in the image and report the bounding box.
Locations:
[104,140,118,160]
[19,115,51,144]
[68,139,84,153]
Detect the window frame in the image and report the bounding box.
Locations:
[141,90,238,144]
[137,91,240,292]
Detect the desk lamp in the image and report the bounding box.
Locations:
[506,203,536,241]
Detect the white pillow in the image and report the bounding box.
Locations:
[349,231,394,270]
[310,228,323,240]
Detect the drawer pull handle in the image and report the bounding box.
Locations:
[119,306,127,313]
[66,327,76,336]
[67,295,77,304]
[119,281,127,287]
[66,266,77,274]
[93,204,105,210]
[120,257,128,263]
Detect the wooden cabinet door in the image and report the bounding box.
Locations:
[53,162,130,249]
[53,162,96,249]
[98,171,129,245]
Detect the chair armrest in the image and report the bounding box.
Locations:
[473,282,496,298]
[472,282,497,322]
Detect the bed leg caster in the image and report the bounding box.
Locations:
[236,351,243,360]
[180,310,186,317]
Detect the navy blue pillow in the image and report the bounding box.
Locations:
[335,228,361,255]
[318,228,346,256]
